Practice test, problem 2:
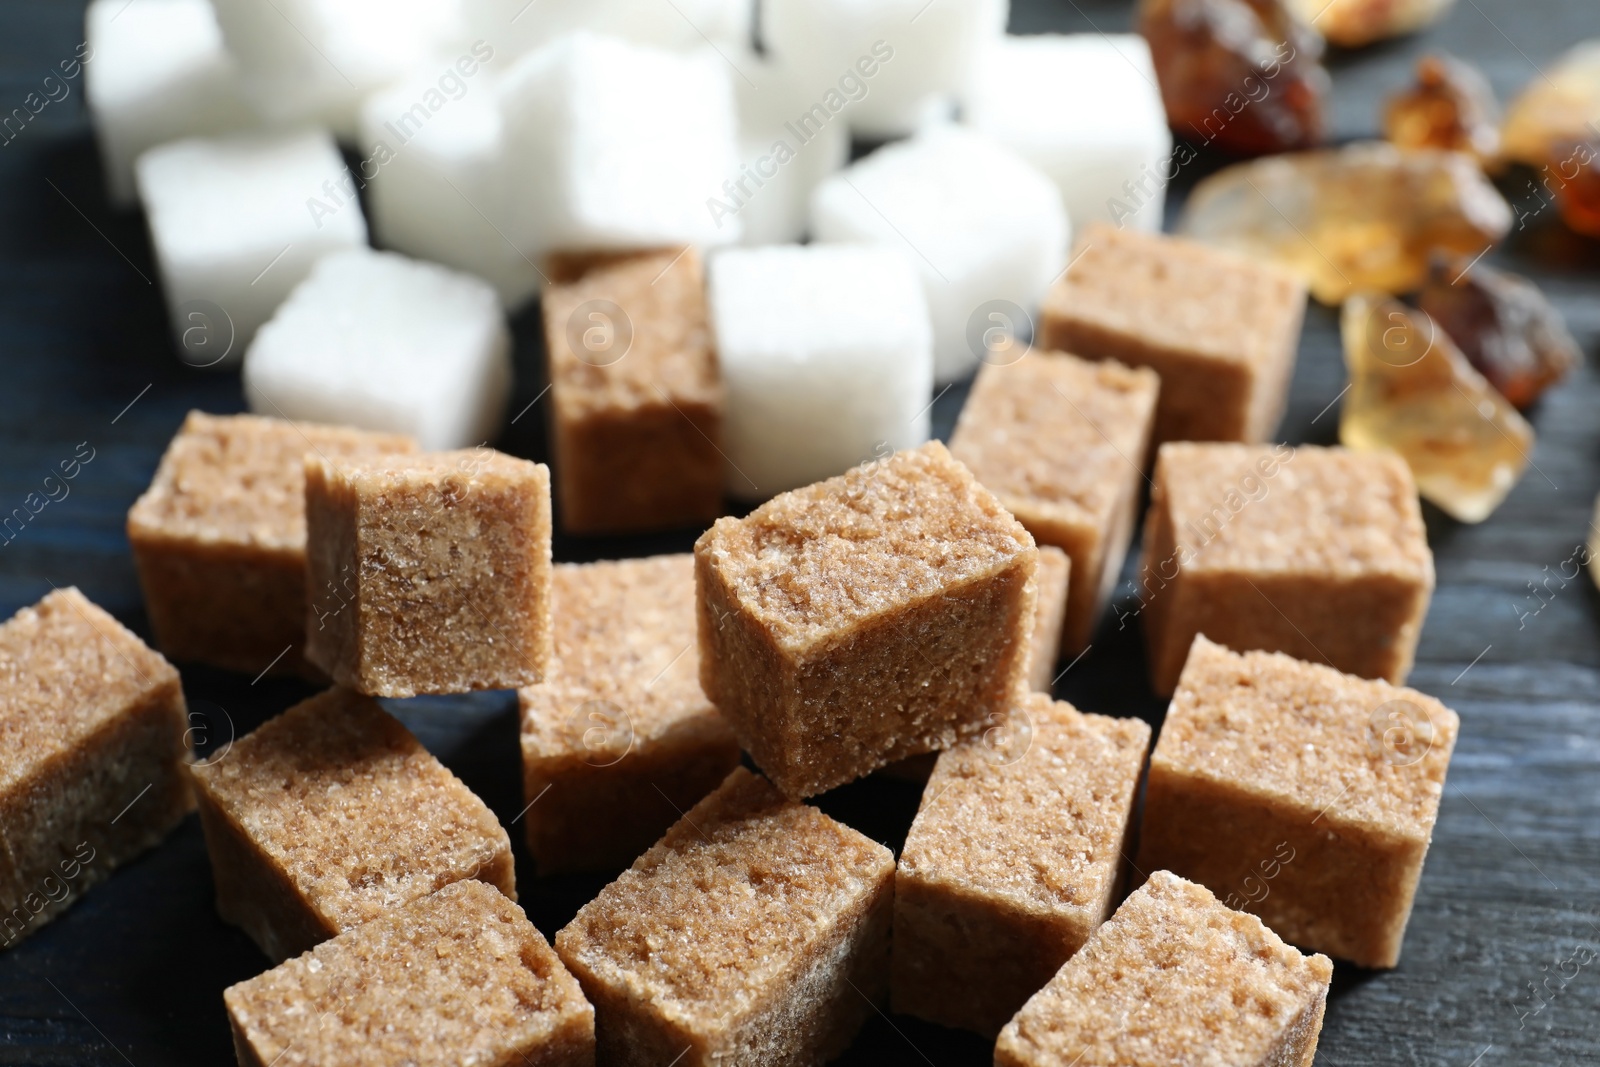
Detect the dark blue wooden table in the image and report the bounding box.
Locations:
[1,1,1597,1063]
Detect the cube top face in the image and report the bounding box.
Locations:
[0,587,180,796]
[696,441,1034,655]
[135,130,366,258]
[225,880,590,1067]
[313,448,546,517]
[190,688,512,931]
[542,247,720,420]
[127,412,417,555]
[997,871,1332,1067]
[1157,443,1433,580]
[244,249,511,453]
[900,695,1150,919]
[556,768,894,1028]
[708,245,932,370]
[1045,225,1308,376]
[1160,636,1459,842]
[951,353,1159,532]
[967,35,1169,157]
[811,127,1066,288]
[522,555,711,749]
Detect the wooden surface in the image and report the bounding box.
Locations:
[1,1,1598,1063]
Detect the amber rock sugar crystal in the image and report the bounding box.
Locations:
[1179,142,1513,304]
[1500,40,1600,168]
[1551,139,1600,238]
[1384,54,1500,166]
[1139,0,1329,156]
[1340,292,1534,523]
[1417,254,1580,409]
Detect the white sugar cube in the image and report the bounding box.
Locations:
[359,65,540,308]
[762,0,1006,139]
[462,0,751,60]
[966,34,1173,233]
[243,249,512,451]
[724,53,850,245]
[708,245,933,498]
[207,0,471,138]
[135,130,368,364]
[84,0,256,206]
[810,126,1067,383]
[498,32,742,254]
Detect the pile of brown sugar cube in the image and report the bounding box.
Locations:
[1,226,1463,1067]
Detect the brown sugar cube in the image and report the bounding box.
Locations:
[892,693,1150,1035]
[1137,636,1460,968]
[0,588,191,950]
[555,767,893,1066]
[541,247,724,534]
[1038,223,1306,445]
[995,871,1333,1067]
[304,448,552,697]
[519,554,741,874]
[1025,546,1070,691]
[882,548,1070,785]
[879,545,1069,785]
[1137,442,1434,695]
[225,879,594,1067]
[695,440,1038,798]
[189,687,515,962]
[950,354,1157,655]
[126,411,417,678]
